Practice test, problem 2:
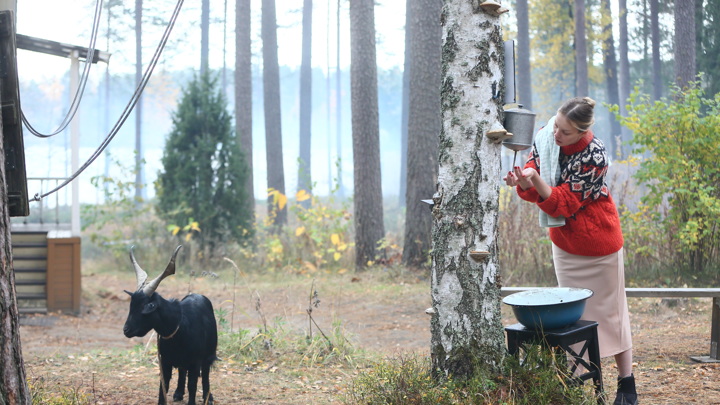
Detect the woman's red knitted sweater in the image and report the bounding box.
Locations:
[516,131,624,256]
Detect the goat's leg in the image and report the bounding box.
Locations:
[186,366,200,405]
[173,368,187,402]
[201,362,213,405]
[158,361,173,405]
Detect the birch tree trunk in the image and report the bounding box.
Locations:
[430,0,506,378]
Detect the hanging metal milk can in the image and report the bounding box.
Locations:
[502,105,536,167]
[502,105,537,152]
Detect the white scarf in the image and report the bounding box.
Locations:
[535,115,565,228]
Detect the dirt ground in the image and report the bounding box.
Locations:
[18,271,720,404]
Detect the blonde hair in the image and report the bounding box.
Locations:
[557,96,596,132]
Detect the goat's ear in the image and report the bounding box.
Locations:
[141,302,158,314]
[124,290,133,296]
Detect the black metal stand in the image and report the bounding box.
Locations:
[505,320,604,399]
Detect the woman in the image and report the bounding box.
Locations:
[503,97,637,405]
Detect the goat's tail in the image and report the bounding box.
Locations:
[206,354,219,366]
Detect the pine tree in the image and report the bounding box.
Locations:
[156,73,252,254]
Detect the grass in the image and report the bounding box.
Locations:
[29,327,598,405]
[342,348,599,405]
[29,262,602,405]
[25,266,720,404]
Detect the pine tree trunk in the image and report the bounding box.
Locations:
[335,0,345,198]
[618,0,632,151]
[430,0,506,378]
[201,0,210,74]
[651,0,662,100]
[262,0,287,225]
[399,0,411,208]
[298,0,313,202]
[674,0,696,90]
[601,0,621,158]
[574,0,589,96]
[349,0,384,268]
[235,0,255,215]
[402,0,440,269]
[0,97,31,404]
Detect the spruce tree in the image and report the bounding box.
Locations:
[156,73,252,254]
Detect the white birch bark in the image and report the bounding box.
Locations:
[430,0,506,377]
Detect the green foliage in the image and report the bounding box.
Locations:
[528,0,576,119]
[29,377,89,405]
[82,155,168,265]
[614,83,720,277]
[155,72,252,255]
[698,1,720,99]
[343,348,596,405]
[250,189,354,273]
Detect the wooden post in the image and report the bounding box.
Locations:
[70,50,80,236]
[709,297,719,361]
[0,65,31,405]
[0,4,31,402]
[46,231,81,313]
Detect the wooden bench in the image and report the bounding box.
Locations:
[501,287,720,363]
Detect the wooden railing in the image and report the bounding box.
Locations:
[18,177,71,228]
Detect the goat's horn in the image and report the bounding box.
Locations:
[129,246,148,292]
[142,245,183,297]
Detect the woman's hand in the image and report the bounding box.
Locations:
[503,166,536,190]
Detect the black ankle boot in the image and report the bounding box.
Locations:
[613,374,638,405]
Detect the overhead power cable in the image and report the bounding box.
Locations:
[31,0,185,202]
[21,0,103,138]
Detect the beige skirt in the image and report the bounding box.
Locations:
[552,244,633,358]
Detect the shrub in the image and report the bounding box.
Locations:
[252,189,354,273]
[614,83,720,280]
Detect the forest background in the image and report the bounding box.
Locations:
[3,0,719,402]
[12,0,720,281]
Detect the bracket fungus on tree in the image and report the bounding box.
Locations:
[469,250,491,262]
[485,128,513,144]
[477,1,509,17]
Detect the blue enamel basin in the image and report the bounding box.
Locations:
[502,287,594,330]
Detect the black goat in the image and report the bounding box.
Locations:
[122,245,218,405]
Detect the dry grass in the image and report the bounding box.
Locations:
[18,267,720,404]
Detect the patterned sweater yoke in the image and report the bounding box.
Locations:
[517,132,624,256]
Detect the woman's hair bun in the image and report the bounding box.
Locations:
[582,97,596,108]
